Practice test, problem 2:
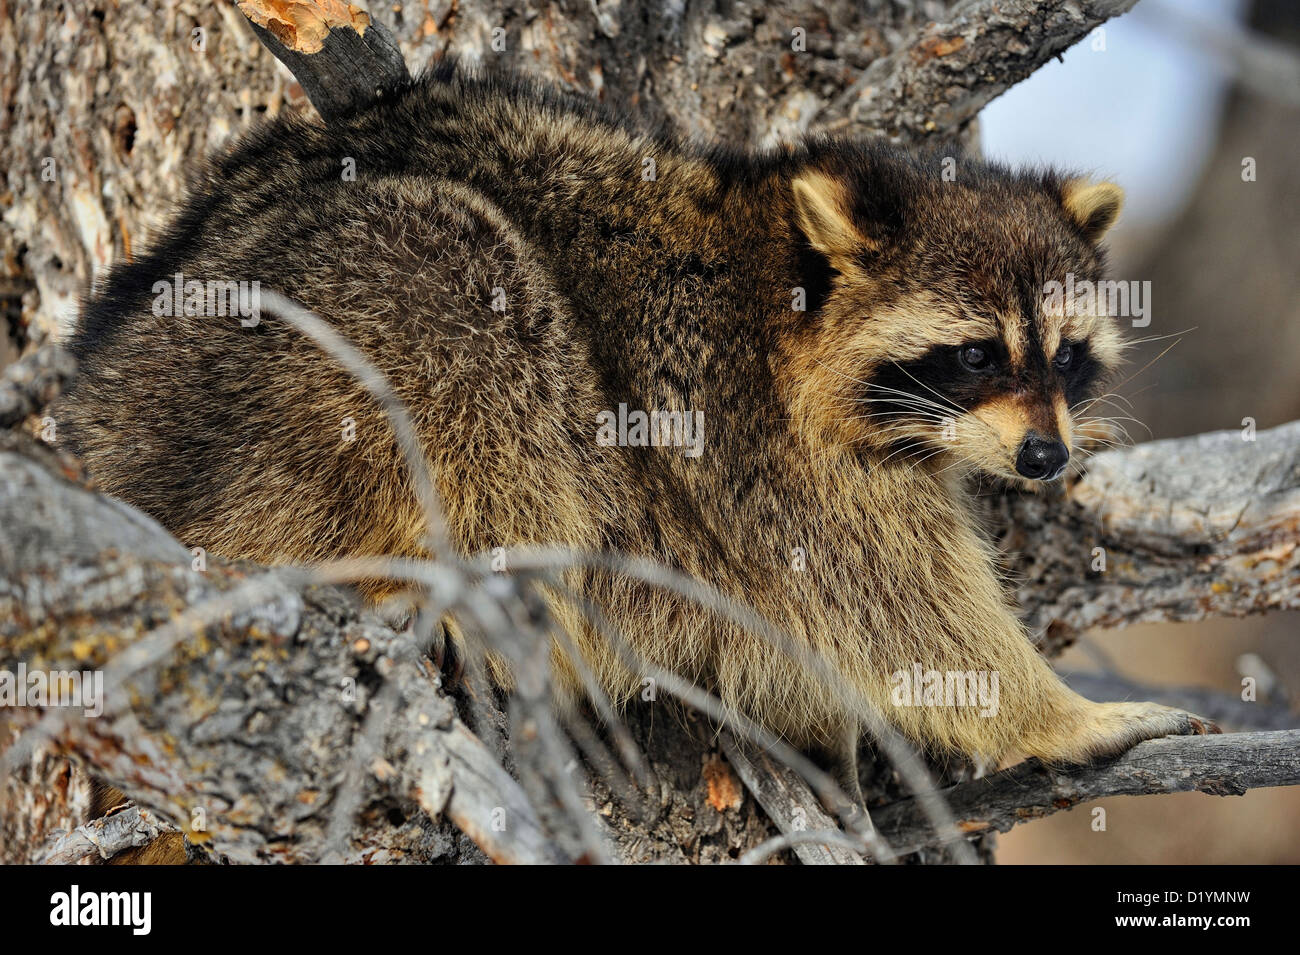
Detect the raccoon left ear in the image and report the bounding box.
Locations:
[1060,179,1124,243]
[791,170,875,272]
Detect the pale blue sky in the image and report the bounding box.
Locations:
[980,0,1247,226]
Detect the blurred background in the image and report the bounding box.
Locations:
[980,0,1300,863]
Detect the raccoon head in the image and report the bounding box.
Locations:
[781,146,1126,484]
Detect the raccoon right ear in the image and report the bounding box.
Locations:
[1060,179,1124,244]
[791,170,875,272]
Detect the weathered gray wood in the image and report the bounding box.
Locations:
[872,729,1300,856]
[0,431,555,864]
[996,421,1300,654]
[38,805,176,864]
[719,732,867,865]
[822,0,1140,140]
[0,345,75,430]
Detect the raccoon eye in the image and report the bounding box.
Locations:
[1054,343,1074,369]
[958,345,993,372]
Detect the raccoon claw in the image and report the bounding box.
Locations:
[430,621,465,688]
[1159,707,1220,740]
[1185,713,1222,736]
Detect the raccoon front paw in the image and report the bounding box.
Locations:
[1028,700,1221,765]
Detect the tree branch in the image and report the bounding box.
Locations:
[236,0,410,123]
[872,729,1300,856]
[1002,421,1300,654]
[719,732,869,865]
[819,0,1139,140]
[0,420,556,863]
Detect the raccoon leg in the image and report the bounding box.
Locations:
[993,635,1221,764]
[810,723,874,839]
[890,604,1220,766]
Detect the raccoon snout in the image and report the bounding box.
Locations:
[1015,432,1069,480]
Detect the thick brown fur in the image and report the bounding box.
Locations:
[59,64,1212,804]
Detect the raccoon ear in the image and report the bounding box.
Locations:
[791,170,875,271]
[1061,179,1124,243]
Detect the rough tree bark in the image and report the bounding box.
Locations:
[1,0,1297,864]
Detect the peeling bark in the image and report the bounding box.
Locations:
[38,805,178,865]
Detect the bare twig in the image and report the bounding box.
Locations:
[542,577,939,864]
[237,0,410,124]
[872,729,1300,856]
[720,732,871,865]
[257,291,452,561]
[738,829,869,867]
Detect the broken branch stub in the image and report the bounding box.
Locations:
[237,0,410,123]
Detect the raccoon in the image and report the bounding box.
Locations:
[59,65,1215,808]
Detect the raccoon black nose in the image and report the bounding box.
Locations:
[1015,433,1069,480]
